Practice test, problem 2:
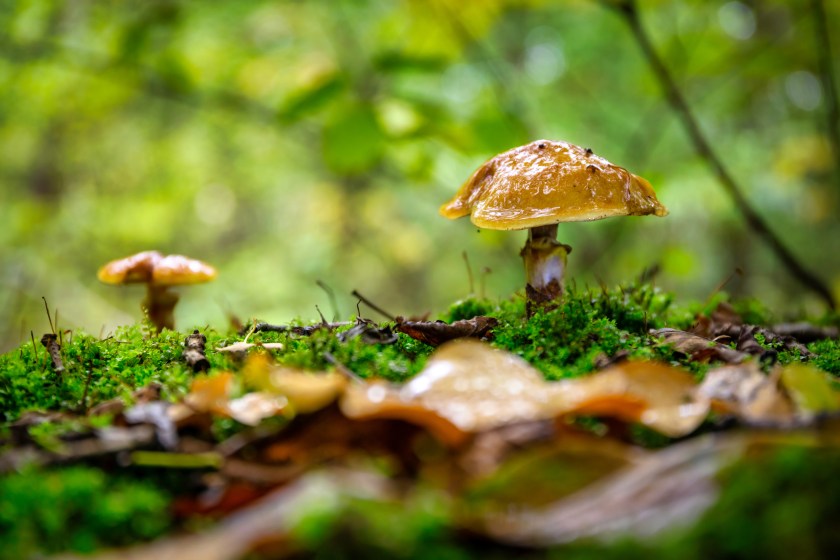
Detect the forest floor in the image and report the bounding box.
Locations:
[2,284,840,559]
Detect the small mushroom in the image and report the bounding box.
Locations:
[440,140,667,311]
[98,250,217,331]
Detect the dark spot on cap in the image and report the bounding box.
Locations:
[587,164,598,173]
[538,143,546,149]
[585,147,593,155]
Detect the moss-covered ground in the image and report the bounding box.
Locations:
[1,284,839,558]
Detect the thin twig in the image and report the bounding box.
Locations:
[811,0,840,183]
[42,296,55,334]
[611,0,836,310]
[351,290,395,321]
[316,280,340,321]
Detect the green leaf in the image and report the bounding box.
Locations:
[279,74,346,123]
[779,363,840,415]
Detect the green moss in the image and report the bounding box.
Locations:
[0,465,171,557]
[487,285,682,379]
[809,338,840,376]
[1,285,839,558]
[258,324,434,382]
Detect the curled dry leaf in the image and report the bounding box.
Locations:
[394,315,498,346]
[561,361,708,438]
[698,363,840,426]
[341,339,708,442]
[341,339,551,446]
[698,364,795,425]
[652,328,748,364]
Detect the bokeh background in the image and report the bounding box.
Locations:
[2,0,838,352]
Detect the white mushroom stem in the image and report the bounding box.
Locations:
[521,224,570,311]
[143,285,180,332]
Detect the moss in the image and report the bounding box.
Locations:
[261,325,434,382]
[0,465,171,557]
[1,285,839,558]
[809,338,840,376]
[487,284,684,379]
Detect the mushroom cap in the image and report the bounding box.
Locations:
[97,251,216,286]
[440,140,668,231]
[97,250,163,284]
[152,254,217,286]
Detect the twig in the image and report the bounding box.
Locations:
[610,0,836,310]
[351,290,395,321]
[811,0,840,184]
[42,296,55,334]
[250,322,351,336]
[316,280,340,321]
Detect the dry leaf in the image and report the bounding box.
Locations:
[226,393,288,426]
[185,371,287,425]
[241,352,348,414]
[698,364,795,425]
[341,340,708,441]
[394,316,498,346]
[652,328,748,363]
[559,361,708,437]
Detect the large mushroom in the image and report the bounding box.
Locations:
[98,250,217,331]
[440,140,667,311]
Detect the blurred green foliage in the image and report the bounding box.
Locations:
[1,0,839,351]
[0,465,171,556]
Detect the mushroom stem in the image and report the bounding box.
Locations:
[521,224,570,314]
[144,285,180,332]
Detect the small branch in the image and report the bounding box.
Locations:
[316,279,340,321]
[811,0,840,183]
[611,0,836,310]
[351,290,395,321]
[249,321,351,336]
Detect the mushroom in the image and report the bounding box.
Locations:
[440,140,667,311]
[98,250,217,331]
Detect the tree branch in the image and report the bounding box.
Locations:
[610,0,836,310]
[811,0,840,186]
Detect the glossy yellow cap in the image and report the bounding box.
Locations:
[98,251,216,286]
[440,140,668,230]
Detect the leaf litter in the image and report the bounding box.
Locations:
[4,306,840,558]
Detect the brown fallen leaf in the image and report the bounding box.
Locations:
[394,315,498,346]
[341,340,708,441]
[697,363,795,425]
[560,361,708,438]
[652,328,749,364]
